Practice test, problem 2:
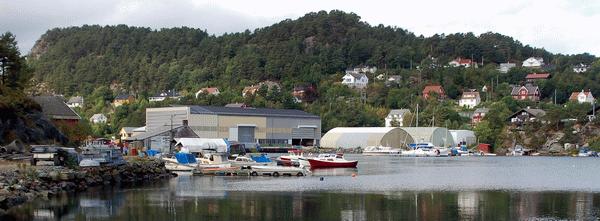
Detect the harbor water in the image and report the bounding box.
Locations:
[5,155,600,220]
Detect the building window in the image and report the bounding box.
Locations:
[258,139,289,146]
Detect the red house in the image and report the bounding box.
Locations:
[511,84,540,101]
[423,85,446,99]
[31,96,81,127]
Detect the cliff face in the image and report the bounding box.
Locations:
[0,88,67,146]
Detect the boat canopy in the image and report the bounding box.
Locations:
[175,138,227,153]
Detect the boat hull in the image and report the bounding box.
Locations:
[308,159,358,169]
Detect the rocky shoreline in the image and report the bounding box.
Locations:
[0,158,174,215]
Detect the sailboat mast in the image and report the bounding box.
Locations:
[416,103,419,127]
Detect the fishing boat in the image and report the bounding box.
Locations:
[307,153,358,169]
[362,146,401,156]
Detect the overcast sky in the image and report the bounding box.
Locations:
[1,0,599,55]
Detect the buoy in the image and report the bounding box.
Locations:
[351,173,357,177]
[320,177,324,181]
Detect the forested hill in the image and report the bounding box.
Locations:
[28,10,595,97]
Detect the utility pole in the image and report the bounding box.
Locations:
[166,113,186,153]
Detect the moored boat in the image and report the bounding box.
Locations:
[362,146,401,156]
[307,153,358,169]
[401,143,449,157]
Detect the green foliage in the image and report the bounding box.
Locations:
[20,11,600,140]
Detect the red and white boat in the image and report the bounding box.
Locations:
[307,153,358,169]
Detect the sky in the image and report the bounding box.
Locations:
[1,0,599,56]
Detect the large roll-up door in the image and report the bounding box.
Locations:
[238,126,255,143]
[292,128,316,139]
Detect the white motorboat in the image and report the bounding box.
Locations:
[362,146,401,156]
[401,143,449,157]
[196,152,231,169]
[229,155,265,167]
[163,157,197,172]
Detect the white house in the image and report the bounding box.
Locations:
[342,73,369,89]
[66,96,84,108]
[459,91,481,109]
[522,57,544,68]
[573,63,589,73]
[498,62,516,73]
[569,90,594,104]
[149,90,181,102]
[90,113,107,124]
[385,109,410,127]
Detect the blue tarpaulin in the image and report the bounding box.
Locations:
[175,153,197,164]
[250,154,271,163]
[147,149,160,157]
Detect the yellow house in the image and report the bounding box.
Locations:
[113,94,134,107]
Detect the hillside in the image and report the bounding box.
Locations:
[29,10,596,97]
[24,10,600,151]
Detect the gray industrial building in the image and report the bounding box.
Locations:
[145,106,321,147]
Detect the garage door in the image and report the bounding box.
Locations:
[238,126,255,143]
[292,127,316,139]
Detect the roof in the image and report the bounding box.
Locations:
[508,108,546,120]
[474,108,490,114]
[320,127,414,149]
[115,94,132,100]
[451,58,473,65]
[224,103,249,108]
[345,72,367,79]
[151,90,180,98]
[423,85,444,95]
[31,96,81,120]
[387,109,410,117]
[201,87,219,94]
[126,125,198,141]
[90,113,106,119]
[188,105,320,119]
[67,96,83,104]
[461,91,480,99]
[569,90,593,100]
[525,73,551,79]
[121,127,137,134]
[511,84,539,96]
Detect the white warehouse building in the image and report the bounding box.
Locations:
[321,127,455,149]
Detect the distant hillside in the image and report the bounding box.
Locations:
[28,10,595,97]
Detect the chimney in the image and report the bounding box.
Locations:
[182,120,188,126]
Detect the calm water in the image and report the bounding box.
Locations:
[5,156,600,220]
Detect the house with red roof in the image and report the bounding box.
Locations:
[569,90,594,104]
[196,87,220,97]
[448,58,478,68]
[423,85,446,99]
[525,73,551,82]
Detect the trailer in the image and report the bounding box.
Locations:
[249,165,306,177]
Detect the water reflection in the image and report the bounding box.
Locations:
[4,156,600,220]
[4,187,600,221]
